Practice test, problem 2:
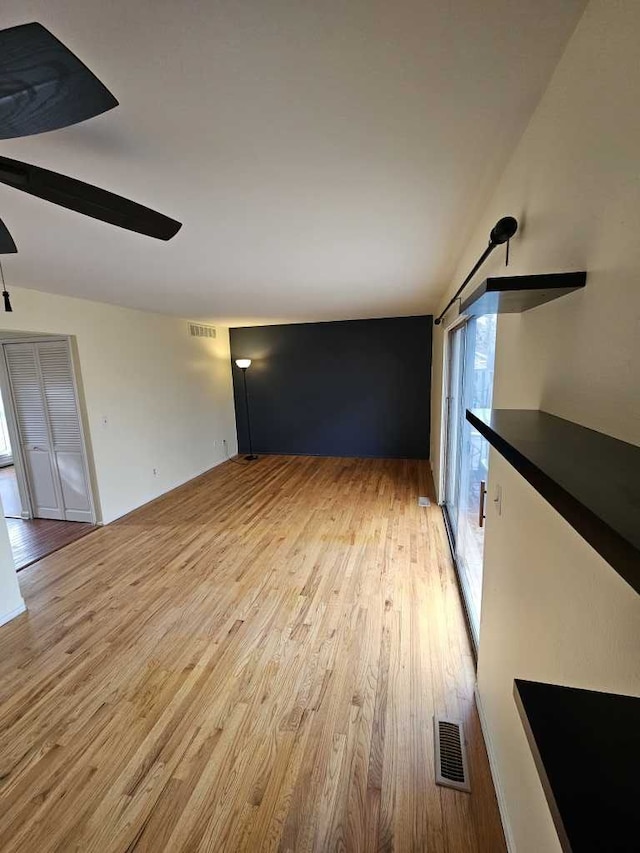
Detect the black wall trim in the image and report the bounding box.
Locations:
[230,315,432,459]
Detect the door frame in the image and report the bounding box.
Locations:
[0,386,14,467]
[438,313,469,508]
[0,351,32,519]
[439,313,499,658]
[439,313,482,658]
[0,336,98,524]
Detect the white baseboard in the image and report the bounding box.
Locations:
[0,600,27,628]
[475,684,516,852]
[102,455,231,525]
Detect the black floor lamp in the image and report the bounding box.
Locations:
[235,359,258,461]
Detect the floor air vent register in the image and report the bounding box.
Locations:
[434,717,471,792]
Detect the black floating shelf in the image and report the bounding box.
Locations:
[514,679,640,852]
[460,271,586,316]
[466,408,640,595]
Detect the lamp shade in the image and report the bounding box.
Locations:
[235,358,252,369]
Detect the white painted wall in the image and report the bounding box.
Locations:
[432,0,640,487]
[480,453,639,851]
[430,0,640,848]
[1,286,238,525]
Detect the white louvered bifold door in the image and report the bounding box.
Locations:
[37,341,92,521]
[4,341,93,522]
[4,343,63,519]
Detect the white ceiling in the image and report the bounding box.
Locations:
[1,0,586,325]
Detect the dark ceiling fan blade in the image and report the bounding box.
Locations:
[0,155,182,240]
[0,22,118,140]
[0,218,17,253]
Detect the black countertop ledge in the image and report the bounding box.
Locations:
[466,408,640,595]
[514,679,640,852]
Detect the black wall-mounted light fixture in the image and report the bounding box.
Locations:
[434,216,518,326]
[235,358,258,461]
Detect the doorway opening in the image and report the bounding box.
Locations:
[0,332,98,570]
[441,313,497,651]
[0,388,21,518]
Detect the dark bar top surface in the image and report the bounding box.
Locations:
[460,271,586,316]
[514,679,640,852]
[466,408,640,594]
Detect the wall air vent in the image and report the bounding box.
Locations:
[188,323,216,339]
[434,717,470,792]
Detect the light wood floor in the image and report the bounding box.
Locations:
[0,456,506,852]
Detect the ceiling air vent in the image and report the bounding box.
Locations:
[434,717,470,792]
[188,322,216,339]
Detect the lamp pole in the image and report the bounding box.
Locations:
[235,359,258,461]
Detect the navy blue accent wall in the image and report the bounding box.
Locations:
[230,315,432,459]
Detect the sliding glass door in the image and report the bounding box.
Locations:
[443,325,465,526]
[442,314,497,648]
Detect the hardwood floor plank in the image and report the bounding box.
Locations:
[6,516,98,572]
[0,455,506,852]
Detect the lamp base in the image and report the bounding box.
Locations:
[244,454,259,461]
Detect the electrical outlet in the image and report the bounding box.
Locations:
[153,467,159,477]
